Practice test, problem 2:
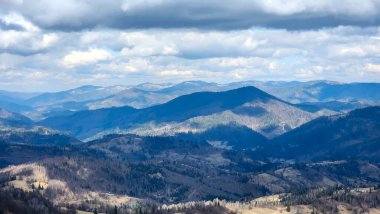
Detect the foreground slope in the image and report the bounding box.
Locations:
[40,86,315,140]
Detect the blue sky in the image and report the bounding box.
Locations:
[0,0,380,91]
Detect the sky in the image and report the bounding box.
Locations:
[0,0,380,91]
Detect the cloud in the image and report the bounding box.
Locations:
[0,16,379,91]
[1,0,380,31]
[62,48,113,68]
[367,63,380,73]
[0,13,39,31]
[0,13,61,55]
[159,69,194,77]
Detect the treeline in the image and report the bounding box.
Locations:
[66,202,235,214]
[0,187,71,214]
[281,185,380,214]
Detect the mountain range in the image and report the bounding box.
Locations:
[39,86,316,140]
[0,82,378,213]
[0,80,379,121]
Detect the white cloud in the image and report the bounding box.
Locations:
[41,33,59,48]
[62,48,113,68]
[1,24,380,90]
[366,63,380,73]
[121,0,164,12]
[159,69,194,77]
[1,13,39,31]
[328,43,380,58]
[256,0,378,16]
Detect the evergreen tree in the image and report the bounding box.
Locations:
[286,205,291,212]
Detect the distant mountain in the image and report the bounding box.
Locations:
[134,82,174,91]
[260,106,380,162]
[0,100,34,114]
[1,80,376,121]
[25,85,128,107]
[56,81,380,112]
[0,91,35,114]
[0,108,33,127]
[85,87,175,109]
[40,86,315,140]
[85,81,221,109]
[296,100,370,113]
[156,81,219,94]
[0,91,26,105]
[0,90,40,100]
[252,81,380,103]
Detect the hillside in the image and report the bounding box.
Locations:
[0,136,379,212]
[176,123,268,150]
[260,106,380,162]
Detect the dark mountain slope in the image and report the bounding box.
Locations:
[177,124,268,150]
[139,86,277,122]
[40,106,138,139]
[261,106,380,162]
[314,82,380,101]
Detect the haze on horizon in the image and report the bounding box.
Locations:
[1,0,380,91]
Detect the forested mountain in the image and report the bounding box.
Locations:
[259,106,380,162]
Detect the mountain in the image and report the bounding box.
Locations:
[25,85,128,107]
[54,81,380,113]
[84,81,221,109]
[156,80,219,94]
[0,91,25,105]
[0,100,34,114]
[0,108,80,148]
[0,108,34,127]
[260,106,380,162]
[40,86,315,140]
[0,90,40,100]
[4,80,377,121]
[0,126,80,147]
[0,91,35,114]
[296,100,370,112]
[252,81,380,103]
[84,87,175,109]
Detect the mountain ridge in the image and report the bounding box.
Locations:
[40,86,315,140]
